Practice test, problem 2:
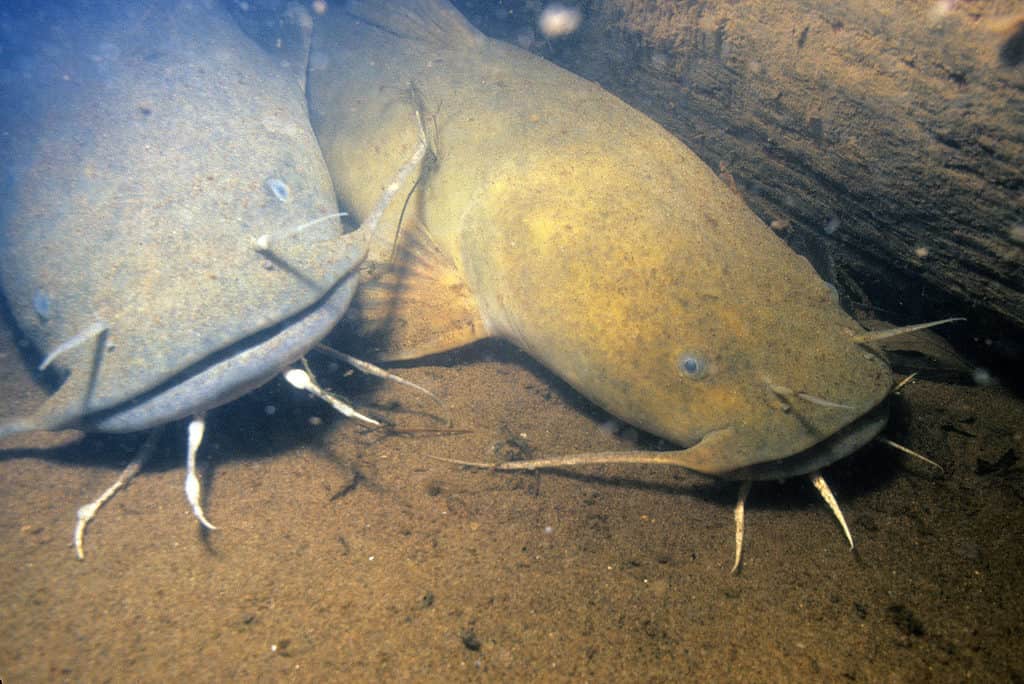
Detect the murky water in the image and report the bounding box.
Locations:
[2,1,1022,681]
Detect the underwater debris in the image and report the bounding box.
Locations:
[538,4,582,39]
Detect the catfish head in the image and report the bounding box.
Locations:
[448,134,900,570]
[458,140,893,482]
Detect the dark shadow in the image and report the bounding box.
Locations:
[1000,22,1024,67]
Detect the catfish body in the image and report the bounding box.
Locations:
[308,0,892,478]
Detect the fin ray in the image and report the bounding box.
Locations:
[354,222,489,360]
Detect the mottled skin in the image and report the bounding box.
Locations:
[308,0,892,479]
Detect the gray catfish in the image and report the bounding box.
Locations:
[306,0,947,569]
[0,0,425,556]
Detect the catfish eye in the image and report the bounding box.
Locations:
[677,353,708,380]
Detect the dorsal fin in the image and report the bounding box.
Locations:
[344,0,484,48]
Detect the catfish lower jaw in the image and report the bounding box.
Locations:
[81,273,361,434]
[720,401,890,482]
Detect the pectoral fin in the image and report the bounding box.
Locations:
[353,222,489,361]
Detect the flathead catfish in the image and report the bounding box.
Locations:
[308,0,896,565]
[0,0,426,557]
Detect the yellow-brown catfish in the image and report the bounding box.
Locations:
[308,0,893,566]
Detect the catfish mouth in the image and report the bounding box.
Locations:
[82,273,361,433]
[719,400,890,482]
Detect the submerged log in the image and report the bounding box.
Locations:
[455,0,1024,377]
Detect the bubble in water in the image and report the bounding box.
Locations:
[265,177,290,203]
[538,4,582,39]
[972,367,995,386]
